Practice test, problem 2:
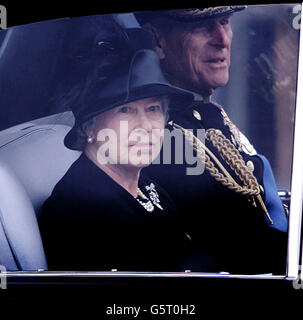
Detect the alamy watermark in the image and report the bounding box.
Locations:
[0,5,7,29]
[0,265,7,289]
[292,265,303,289]
[94,122,205,176]
[292,4,301,30]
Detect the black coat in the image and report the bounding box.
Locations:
[39,153,214,271]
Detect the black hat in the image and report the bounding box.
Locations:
[64,27,194,150]
[135,6,246,25]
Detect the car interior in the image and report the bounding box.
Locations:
[0,112,80,271]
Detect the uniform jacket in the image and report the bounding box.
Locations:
[143,101,288,274]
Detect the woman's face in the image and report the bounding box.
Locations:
[88,97,166,168]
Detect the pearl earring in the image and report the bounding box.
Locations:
[87,136,94,144]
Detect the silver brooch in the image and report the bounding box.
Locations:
[145,183,164,211]
[136,187,154,212]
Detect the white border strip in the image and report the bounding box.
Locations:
[4,271,286,280]
[287,4,303,280]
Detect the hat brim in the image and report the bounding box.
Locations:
[64,83,193,150]
[135,6,246,24]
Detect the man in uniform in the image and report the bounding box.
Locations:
[134,7,288,274]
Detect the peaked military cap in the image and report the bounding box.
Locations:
[135,6,246,24]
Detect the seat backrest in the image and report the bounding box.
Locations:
[0,163,47,270]
[0,113,81,270]
[0,114,81,214]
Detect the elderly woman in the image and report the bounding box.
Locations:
[38,25,200,271]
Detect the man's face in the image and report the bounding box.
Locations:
[158,15,233,94]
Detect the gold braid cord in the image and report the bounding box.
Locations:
[171,122,274,224]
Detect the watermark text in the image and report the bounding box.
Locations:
[0,265,7,289]
[292,4,301,30]
[0,5,7,29]
[93,122,205,175]
[292,265,303,289]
